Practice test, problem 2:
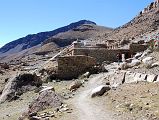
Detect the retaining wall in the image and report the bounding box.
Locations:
[57,55,96,79]
[72,48,131,63]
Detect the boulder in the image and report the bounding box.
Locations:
[91,85,111,98]
[146,74,158,82]
[28,90,62,115]
[0,73,42,103]
[69,81,82,91]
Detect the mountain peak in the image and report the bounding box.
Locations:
[71,20,96,25]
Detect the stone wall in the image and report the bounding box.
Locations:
[72,48,131,63]
[129,43,148,53]
[57,55,96,79]
[110,70,159,85]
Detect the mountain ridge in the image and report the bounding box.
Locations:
[0,20,96,54]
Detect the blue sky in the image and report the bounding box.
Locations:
[0,0,153,47]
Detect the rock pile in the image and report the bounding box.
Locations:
[24,103,70,120]
[28,89,63,114]
[119,59,141,70]
[19,89,63,120]
[119,50,155,70]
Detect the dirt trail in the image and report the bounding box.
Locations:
[67,73,115,120]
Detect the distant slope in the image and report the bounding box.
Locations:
[0,20,96,55]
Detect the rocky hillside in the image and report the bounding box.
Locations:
[98,1,159,43]
[0,20,96,56]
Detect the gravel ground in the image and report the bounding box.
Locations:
[106,82,159,120]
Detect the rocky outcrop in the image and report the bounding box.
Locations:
[0,73,42,103]
[140,0,159,15]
